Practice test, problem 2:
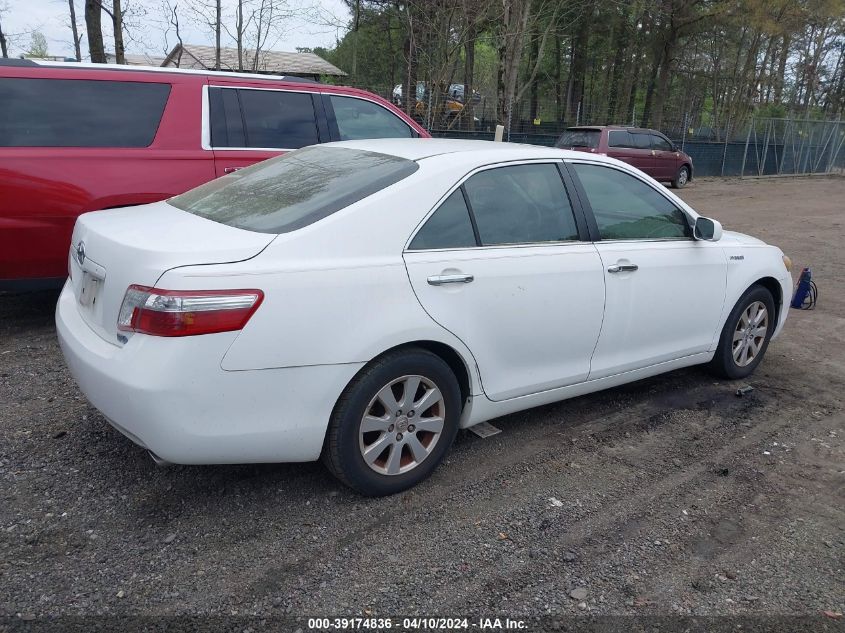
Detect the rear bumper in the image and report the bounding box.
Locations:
[55,283,363,464]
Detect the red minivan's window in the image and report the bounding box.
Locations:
[0,78,171,147]
[556,128,600,149]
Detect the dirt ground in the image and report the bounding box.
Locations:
[1,176,843,628]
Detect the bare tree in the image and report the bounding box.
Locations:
[85,0,106,62]
[112,0,125,63]
[68,0,83,61]
[215,0,221,69]
[495,0,562,129]
[0,16,7,58]
[161,0,184,63]
[190,0,223,69]
[221,0,252,71]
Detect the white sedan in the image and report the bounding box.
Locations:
[56,139,793,495]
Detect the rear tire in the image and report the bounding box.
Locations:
[671,165,690,189]
[322,348,461,496]
[708,285,776,379]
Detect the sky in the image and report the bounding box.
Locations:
[2,0,351,60]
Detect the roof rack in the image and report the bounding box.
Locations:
[0,59,321,84]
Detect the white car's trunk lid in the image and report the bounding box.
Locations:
[67,201,275,344]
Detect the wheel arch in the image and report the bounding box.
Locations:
[752,276,783,323]
[372,340,473,407]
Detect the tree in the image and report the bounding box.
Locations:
[68,0,83,61]
[0,14,7,59]
[190,0,222,69]
[161,0,184,62]
[112,0,125,63]
[27,31,49,57]
[85,0,106,62]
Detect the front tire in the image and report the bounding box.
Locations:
[708,285,776,379]
[323,348,461,496]
[671,165,690,189]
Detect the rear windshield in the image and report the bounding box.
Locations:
[556,129,600,149]
[168,146,419,234]
[0,78,170,147]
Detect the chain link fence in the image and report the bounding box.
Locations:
[361,84,845,178]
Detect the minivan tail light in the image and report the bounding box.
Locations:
[117,285,264,337]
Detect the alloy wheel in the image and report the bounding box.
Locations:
[732,301,768,367]
[358,375,445,476]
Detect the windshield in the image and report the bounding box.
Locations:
[556,129,601,149]
[168,146,419,234]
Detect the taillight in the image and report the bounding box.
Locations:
[117,285,264,337]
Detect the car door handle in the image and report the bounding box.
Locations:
[223,167,242,174]
[607,264,639,273]
[427,273,474,286]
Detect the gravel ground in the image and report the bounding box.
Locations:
[1,176,843,627]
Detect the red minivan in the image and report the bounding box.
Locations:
[556,126,693,190]
[0,59,429,290]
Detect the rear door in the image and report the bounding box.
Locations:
[606,130,652,172]
[403,161,606,401]
[206,84,329,177]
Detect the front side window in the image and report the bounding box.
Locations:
[329,95,413,140]
[651,133,673,151]
[463,164,579,246]
[169,146,418,234]
[408,190,476,250]
[0,78,170,147]
[571,163,691,240]
[237,89,319,149]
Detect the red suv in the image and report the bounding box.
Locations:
[0,59,428,290]
[555,126,693,189]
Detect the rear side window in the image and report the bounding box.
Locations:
[409,190,476,250]
[329,95,413,140]
[631,133,652,150]
[236,88,319,149]
[0,78,170,147]
[556,129,600,149]
[168,146,418,234]
[463,164,580,245]
[608,130,632,148]
[209,87,246,147]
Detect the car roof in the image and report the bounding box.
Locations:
[0,58,319,84]
[322,138,589,162]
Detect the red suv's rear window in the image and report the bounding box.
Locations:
[0,78,170,148]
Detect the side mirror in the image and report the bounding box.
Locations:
[694,216,723,241]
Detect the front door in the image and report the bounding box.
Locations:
[567,161,727,379]
[404,162,606,401]
[649,132,680,181]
